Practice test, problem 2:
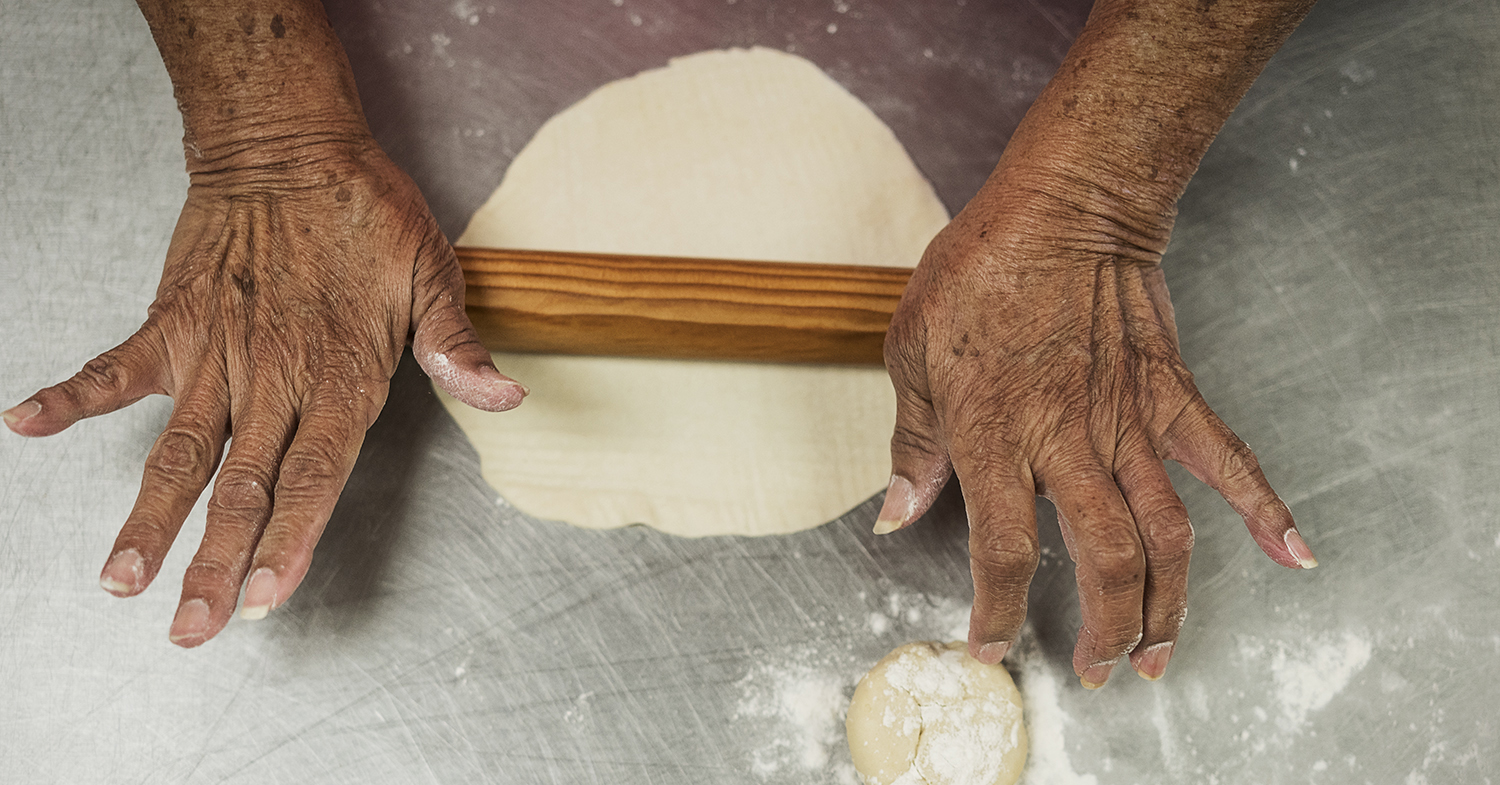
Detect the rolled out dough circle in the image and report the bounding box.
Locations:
[846,642,1027,785]
[442,47,950,537]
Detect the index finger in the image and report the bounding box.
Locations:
[1163,393,1315,570]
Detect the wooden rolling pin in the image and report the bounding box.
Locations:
[456,247,913,365]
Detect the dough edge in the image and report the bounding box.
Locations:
[442,46,950,537]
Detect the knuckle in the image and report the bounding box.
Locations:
[1217,437,1264,485]
[1084,533,1146,593]
[276,447,341,498]
[1135,491,1194,556]
[1141,511,1195,559]
[182,554,238,589]
[970,533,1041,584]
[74,355,131,398]
[414,278,463,324]
[147,427,216,483]
[210,469,274,517]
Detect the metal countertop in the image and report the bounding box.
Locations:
[2,0,1497,782]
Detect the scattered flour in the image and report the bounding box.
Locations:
[1339,60,1377,84]
[744,604,1374,784]
[1150,691,1183,776]
[1011,633,1100,785]
[450,0,481,25]
[733,590,986,783]
[735,596,1111,784]
[867,589,971,644]
[738,651,854,781]
[563,691,593,726]
[1270,631,1373,728]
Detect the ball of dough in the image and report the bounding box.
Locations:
[846,641,1027,785]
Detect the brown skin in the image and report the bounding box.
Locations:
[2,1,523,647]
[875,0,1319,687]
[2,0,1317,659]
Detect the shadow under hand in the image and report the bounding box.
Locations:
[275,350,441,639]
[1023,498,1083,662]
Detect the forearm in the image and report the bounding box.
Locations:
[136,0,371,174]
[974,0,1316,262]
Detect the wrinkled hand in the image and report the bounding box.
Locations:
[2,140,525,647]
[875,185,1316,686]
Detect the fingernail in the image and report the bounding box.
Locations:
[1133,642,1174,681]
[481,365,529,397]
[169,598,212,644]
[1080,660,1117,690]
[976,641,1011,665]
[873,475,917,535]
[100,549,145,596]
[240,568,278,620]
[1284,529,1319,569]
[2,400,41,429]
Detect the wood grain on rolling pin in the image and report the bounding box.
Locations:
[455,247,913,365]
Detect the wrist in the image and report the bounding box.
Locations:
[182,132,392,200]
[138,2,372,176]
[952,156,1177,271]
[954,0,1317,266]
[172,55,372,177]
[181,118,375,180]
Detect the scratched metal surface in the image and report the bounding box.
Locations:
[1,0,1497,783]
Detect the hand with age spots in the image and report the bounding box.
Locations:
[871,0,1320,687]
[1,2,524,647]
[875,184,1315,688]
[2,0,1320,661]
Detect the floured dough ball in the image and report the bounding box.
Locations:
[846,641,1027,785]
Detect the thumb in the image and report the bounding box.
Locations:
[411,237,527,413]
[873,384,953,535]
